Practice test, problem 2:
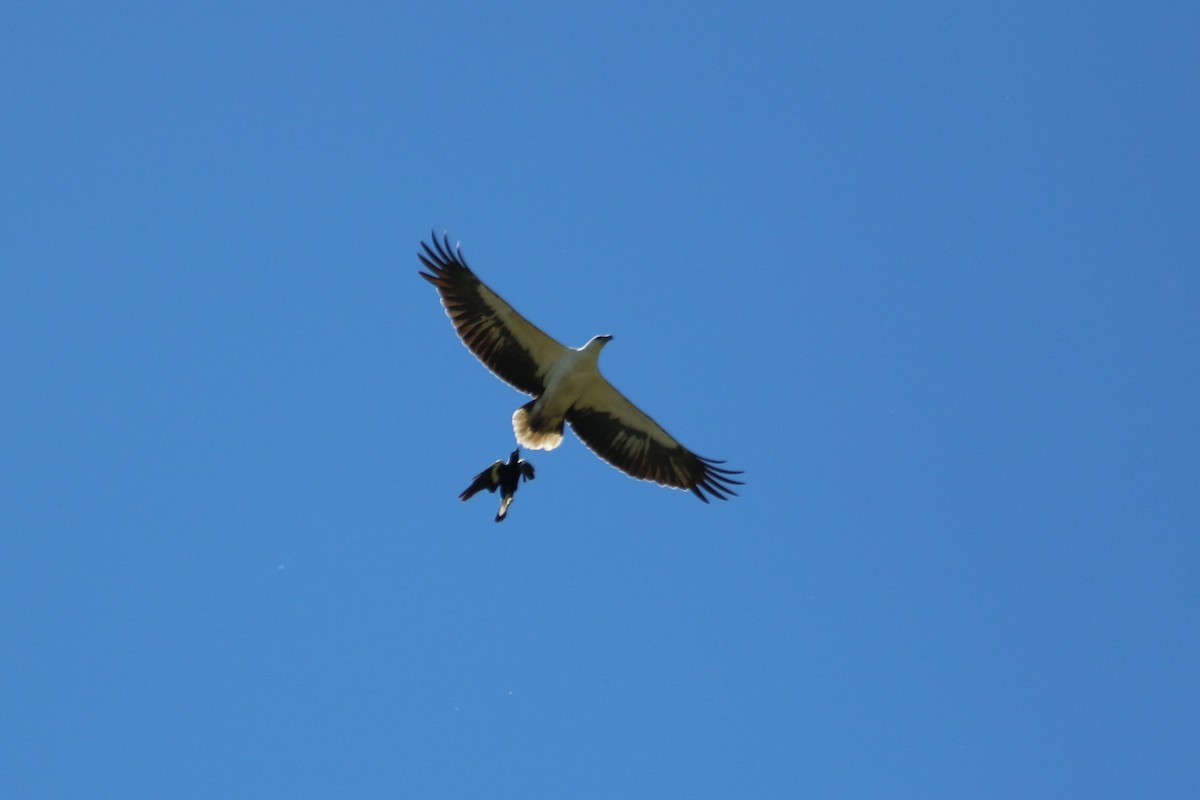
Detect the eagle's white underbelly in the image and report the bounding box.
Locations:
[512,348,601,451]
[537,351,597,416]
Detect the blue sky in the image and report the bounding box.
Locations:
[2,1,1197,797]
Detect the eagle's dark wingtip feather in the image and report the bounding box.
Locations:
[420,230,473,274]
[697,481,731,502]
[683,454,744,501]
[698,456,743,473]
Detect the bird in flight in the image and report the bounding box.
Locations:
[419,232,742,502]
[459,449,536,522]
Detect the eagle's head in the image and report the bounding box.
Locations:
[579,334,613,361]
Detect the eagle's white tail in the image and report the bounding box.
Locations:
[513,401,564,451]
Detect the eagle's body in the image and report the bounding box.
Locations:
[420,232,742,502]
[512,337,608,451]
[459,449,536,522]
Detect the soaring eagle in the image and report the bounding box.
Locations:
[459,449,536,522]
[419,232,742,502]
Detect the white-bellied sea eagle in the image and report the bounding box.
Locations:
[419,232,742,502]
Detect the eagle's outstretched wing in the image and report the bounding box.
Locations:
[419,232,568,396]
[567,379,743,502]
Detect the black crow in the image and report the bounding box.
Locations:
[459,449,536,522]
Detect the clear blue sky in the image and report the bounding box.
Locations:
[2,2,1197,797]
